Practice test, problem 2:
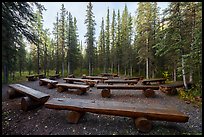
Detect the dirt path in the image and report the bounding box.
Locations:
[2,78,202,135]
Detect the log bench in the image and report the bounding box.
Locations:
[44,98,189,133]
[8,84,50,111]
[101,73,119,77]
[104,80,138,85]
[39,78,58,89]
[26,75,37,81]
[96,84,159,98]
[141,78,166,85]
[56,83,90,95]
[82,76,108,83]
[159,81,193,95]
[49,74,60,80]
[63,78,99,87]
[35,74,46,79]
[124,76,144,81]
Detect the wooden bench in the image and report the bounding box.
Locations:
[63,78,99,87]
[124,76,144,81]
[49,74,60,80]
[96,84,159,98]
[39,78,58,89]
[44,98,189,133]
[56,83,90,95]
[101,73,119,77]
[35,74,46,79]
[82,76,108,83]
[141,78,166,85]
[159,81,193,95]
[26,75,37,81]
[8,84,50,111]
[104,80,138,85]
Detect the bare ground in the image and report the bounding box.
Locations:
[2,78,202,135]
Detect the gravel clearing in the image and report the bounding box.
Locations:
[2,78,202,135]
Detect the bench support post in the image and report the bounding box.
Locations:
[101,89,111,98]
[47,83,55,89]
[21,97,42,111]
[57,86,65,92]
[135,117,152,133]
[8,88,24,99]
[143,89,155,97]
[66,111,85,124]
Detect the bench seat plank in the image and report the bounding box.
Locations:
[9,84,50,101]
[96,85,159,90]
[63,78,99,83]
[56,83,90,89]
[40,78,58,84]
[104,80,138,84]
[45,98,189,123]
[142,78,166,85]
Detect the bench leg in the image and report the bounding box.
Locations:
[7,88,24,99]
[166,88,177,96]
[143,89,155,98]
[135,117,152,133]
[66,111,85,124]
[57,86,65,92]
[47,83,55,89]
[76,89,87,95]
[101,89,111,98]
[86,81,95,87]
[21,97,42,111]
[39,81,45,86]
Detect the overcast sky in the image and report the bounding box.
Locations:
[38,2,169,46]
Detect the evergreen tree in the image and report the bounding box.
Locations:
[84,2,96,75]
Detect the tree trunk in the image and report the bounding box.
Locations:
[130,65,133,77]
[117,64,120,75]
[146,57,149,79]
[173,63,177,81]
[89,61,91,76]
[37,44,40,74]
[68,61,70,75]
[181,55,188,90]
[3,64,8,84]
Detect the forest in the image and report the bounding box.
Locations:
[2,2,202,92]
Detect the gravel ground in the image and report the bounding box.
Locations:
[2,77,202,135]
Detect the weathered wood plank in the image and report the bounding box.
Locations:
[56,83,90,89]
[82,76,108,81]
[8,84,50,101]
[45,98,189,123]
[63,78,99,84]
[40,78,58,84]
[96,84,159,90]
[142,78,166,85]
[104,80,138,85]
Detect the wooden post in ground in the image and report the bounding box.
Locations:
[101,89,111,98]
[135,117,152,133]
[143,89,155,97]
[21,97,42,111]
[66,111,85,124]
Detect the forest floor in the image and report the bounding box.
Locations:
[2,77,202,135]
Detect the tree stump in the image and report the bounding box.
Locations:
[47,83,54,89]
[135,117,152,133]
[101,89,111,98]
[66,111,85,124]
[143,88,155,97]
[21,97,41,111]
[57,86,65,92]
